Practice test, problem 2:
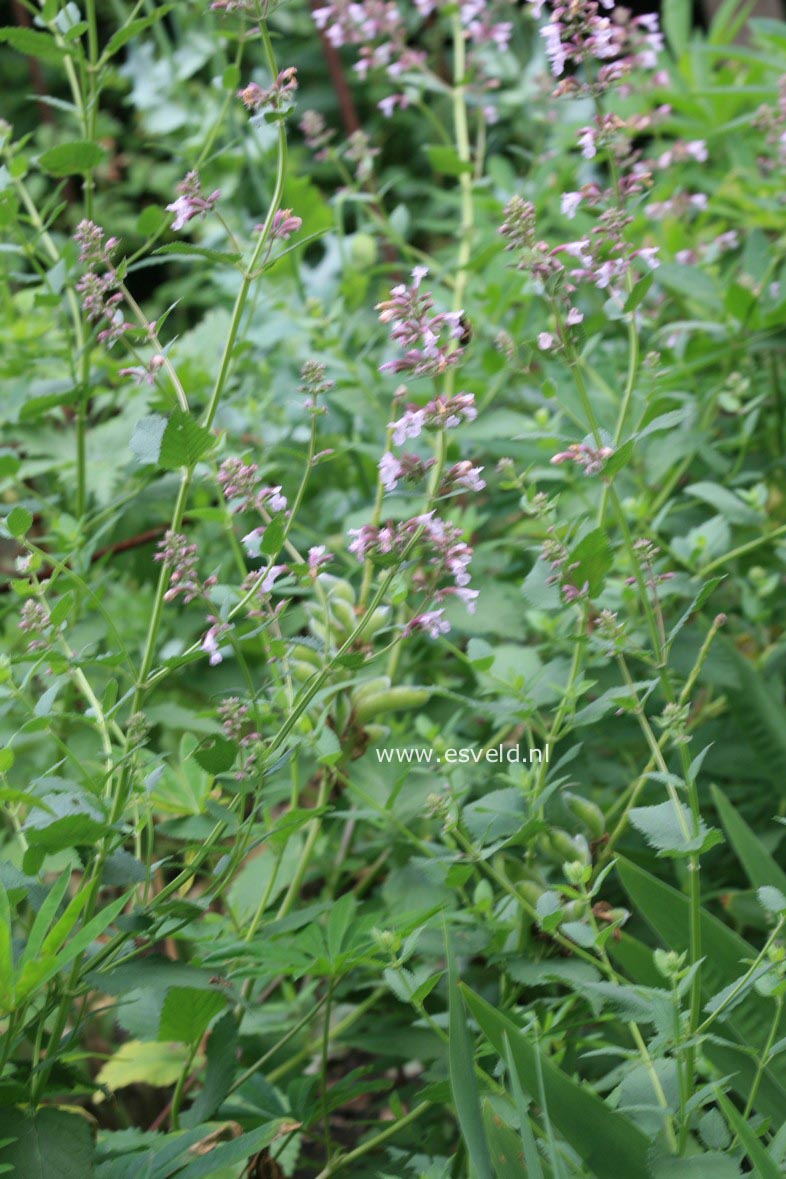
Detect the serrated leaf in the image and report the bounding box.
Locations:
[130,414,166,466]
[629,801,722,857]
[569,527,612,596]
[39,141,105,177]
[0,1109,94,1178]
[158,986,226,1044]
[193,737,237,775]
[0,27,65,65]
[6,506,32,537]
[182,1012,239,1127]
[158,411,214,470]
[23,792,107,852]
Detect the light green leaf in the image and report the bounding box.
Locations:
[629,801,722,857]
[158,986,225,1044]
[95,1040,191,1094]
[39,141,105,177]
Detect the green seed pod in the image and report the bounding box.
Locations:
[473,879,494,911]
[564,792,606,839]
[546,828,591,866]
[290,643,323,668]
[361,723,390,744]
[355,685,431,723]
[350,676,391,707]
[327,596,357,634]
[516,879,547,908]
[347,232,378,270]
[290,659,320,684]
[317,573,356,605]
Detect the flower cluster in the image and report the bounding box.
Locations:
[166,171,220,232]
[19,599,52,651]
[300,110,336,158]
[529,0,663,94]
[540,530,588,603]
[74,220,131,347]
[155,531,216,604]
[348,510,478,640]
[550,440,614,475]
[238,68,298,113]
[389,392,477,445]
[377,267,466,377]
[218,458,288,516]
[499,194,658,305]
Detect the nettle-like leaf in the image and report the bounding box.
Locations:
[628,801,722,857]
[130,411,213,469]
[0,1108,94,1178]
[568,527,612,596]
[157,986,226,1044]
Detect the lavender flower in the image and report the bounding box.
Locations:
[377,267,465,377]
[166,171,220,232]
[389,393,477,446]
[156,530,216,604]
[238,67,298,112]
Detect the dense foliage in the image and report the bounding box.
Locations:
[2,0,786,1174]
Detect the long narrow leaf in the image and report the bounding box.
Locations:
[447,933,494,1179]
[711,785,786,894]
[462,985,651,1179]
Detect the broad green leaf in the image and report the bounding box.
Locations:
[129,414,166,466]
[0,27,65,65]
[568,528,612,597]
[628,801,722,857]
[158,411,214,470]
[6,506,32,538]
[102,5,175,57]
[724,645,786,797]
[481,1100,526,1179]
[425,145,473,176]
[23,792,106,852]
[157,986,225,1044]
[0,1108,94,1178]
[39,141,105,177]
[617,860,786,1120]
[447,934,494,1179]
[462,986,650,1178]
[711,786,786,895]
[95,1040,191,1094]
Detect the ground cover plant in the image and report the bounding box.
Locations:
[2,0,786,1174]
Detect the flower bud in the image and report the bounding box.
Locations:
[564,792,605,839]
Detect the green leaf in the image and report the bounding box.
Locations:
[182,1012,239,1127]
[716,1091,780,1178]
[446,933,494,1179]
[158,986,225,1044]
[6,506,32,537]
[102,5,175,57]
[628,801,722,857]
[616,860,786,1121]
[39,141,105,177]
[568,528,612,596]
[425,145,474,176]
[462,986,651,1178]
[0,27,65,65]
[96,1040,191,1092]
[667,579,723,646]
[0,884,13,1012]
[174,1120,294,1179]
[685,482,761,526]
[481,1100,526,1179]
[724,644,786,798]
[19,868,71,969]
[129,414,167,466]
[662,0,691,54]
[0,1109,94,1178]
[712,786,786,895]
[260,514,287,556]
[622,272,653,313]
[154,242,241,266]
[23,792,106,852]
[158,411,214,470]
[193,737,237,775]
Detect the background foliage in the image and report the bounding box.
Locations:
[2,0,786,1175]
